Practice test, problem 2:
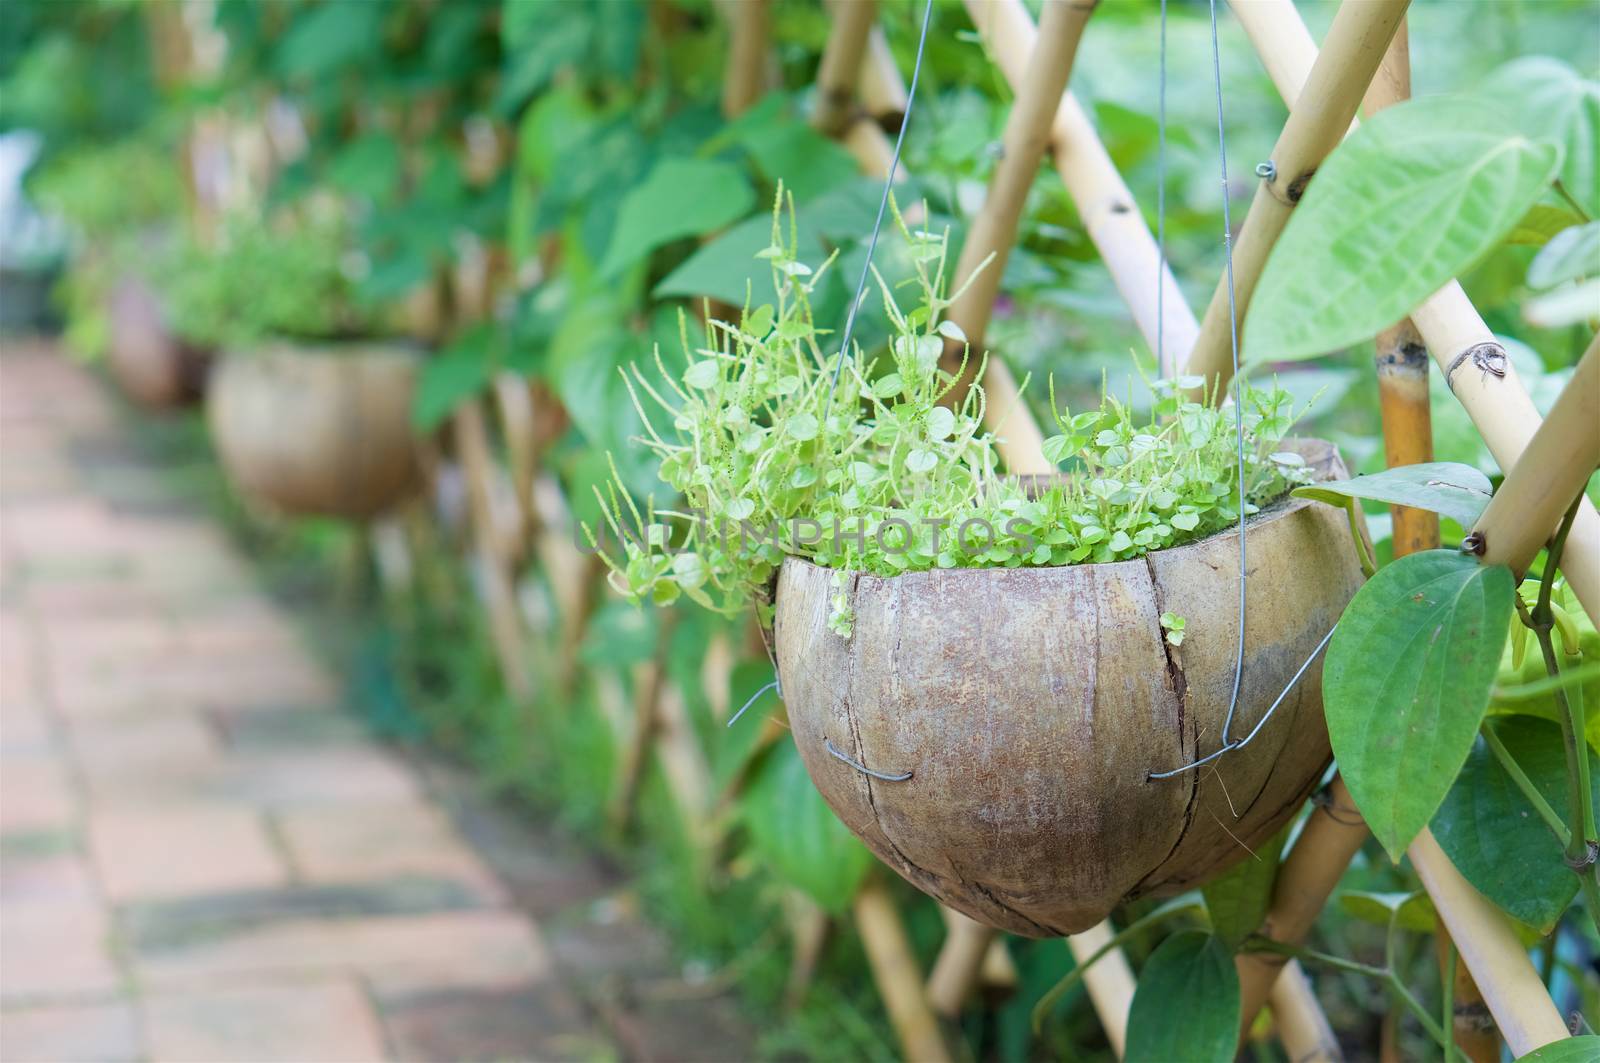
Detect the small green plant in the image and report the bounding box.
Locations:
[1160,612,1187,647]
[163,208,377,350]
[589,195,1314,635]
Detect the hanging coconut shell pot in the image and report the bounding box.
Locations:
[206,343,421,521]
[775,439,1364,938]
[105,276,211,409]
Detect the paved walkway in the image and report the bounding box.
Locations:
[0,343,752,1062]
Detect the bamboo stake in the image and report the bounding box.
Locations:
[722,0,771,118]
[812,0,877,137]
[1364,31,1498,1056]
[1269,961,1343,1062]
[452,399,534,701]
[1409,829,1570,1055]
[853,879,954,1063]
[962,0,1199,374]
[1474,337,1600,573]
[1236,776,1369,1038]
[1067,920,1135,1058]
[859,25,908,123]
[1183,0,1410,397]
[1227,0,1600,625]
[939,0,1097,475]
[1226,8,1598,1049]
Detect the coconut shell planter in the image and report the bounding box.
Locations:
[774,440,1364,937]
[207,343,420,521]
[105,277,211,410]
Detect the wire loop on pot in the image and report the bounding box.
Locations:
[1147,624,1338,779]
[825,737,914,782]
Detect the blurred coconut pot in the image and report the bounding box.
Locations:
[775,440,1364,938]
[207,343,420,520]
[105,276,211,409]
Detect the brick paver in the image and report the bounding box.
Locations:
[0,344,634,1061]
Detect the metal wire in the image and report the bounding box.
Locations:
[823,0,938,411]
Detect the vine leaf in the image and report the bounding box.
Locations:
[600,158,755,278]
[1337,889,1437,933]
[1528,221,1600,290]
[739,739,872,914]
[1432,716,1589,934]
[1481,56,1600,215]
[1125,932,1239,1063]
[1323,549,1516,860]
[1292,462,1493,530]
[1202,824,1287,951]
[1246,96,1561,363]
[1515,1036,1600,1062]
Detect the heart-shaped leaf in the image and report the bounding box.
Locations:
[1125,932,1239,1063]
[1432,715,1589,934]
[1202,825,1288,951]
[600,157,755,278]
[1337,889,1437,933]
[1482,56,1600,215]
[1324,549,1516,859]
[1515,1036,1600,1062]
[1292,462,1493,530]
[1246,96,1561,363]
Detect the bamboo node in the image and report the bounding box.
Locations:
[1444,342,1508,392]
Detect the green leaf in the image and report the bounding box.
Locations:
[411,326,495,432]
[599,158,755,278]
[1246,96,1562,363]
[1292,462,1493,530]
[1125,932,1239,1063]
[730,110,857,202]
[1515,1036,1600,1062]
[739,740,872,913]
[1482,56,1600,215]
[1202,826,1288,950]
[1324,549,1516,860]
[1433,716,1588,934]
[1529,221,1600,289]
[1337,889,1437,934]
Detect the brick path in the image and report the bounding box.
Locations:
[0,343,753,1062]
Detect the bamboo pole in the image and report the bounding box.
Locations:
[1409,830,1570,1055]
[1475,337,1600,573]
[1225,7,1597,1049]
[859,25,908,123]
[854,880,954,1063]
[1364,33,1497,1056]
[1067,920,1135,1058]
[812,0,877,137]
[939,0,1097,475]
[1236,776,1369,1038]
[1183,0,1410,398]
[1269,961,1343,1062]
[452,399,534,701]
[962,0,1199,375]
[722,0,771,118]
[1227,0,1600,625]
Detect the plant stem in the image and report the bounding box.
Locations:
[1245,937,1452,1050]
[1442,943,1458,1063]
[1554,179,1595,223]
[1527,490,1600,934]
[1345,499,1377,577]
[1494,660,1600,701]
[1481,721,1571,847]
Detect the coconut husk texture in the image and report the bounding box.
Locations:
[106,277,210,409]
[775,440,1363,937]
[207,343,420,521]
